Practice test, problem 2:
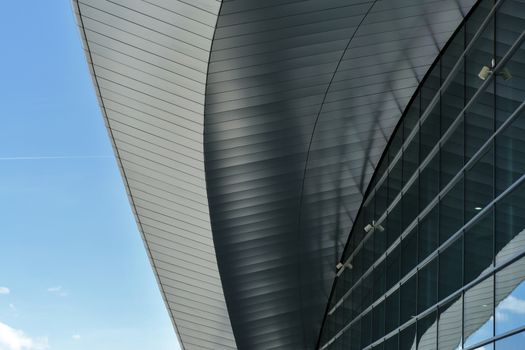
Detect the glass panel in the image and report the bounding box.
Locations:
[465,83,495,161]
[495,181,525,265]
[400,275,416,325]
[401,227,417,277]
[464,276,494,348]
[438,295,462,350]
[440,178,464,244]
[465,211,494,284]
[496,109,525,195]
[374,260,386,301]
[419,206,439,262]
[373,301,385,342]
[420,154,439,211]
[385,333,399,350]
[440,120,464,189]
[403,179,419,231]
[363,236,375,274]
[361,311,372,349]
[386,289,400,334]
[496,256,525,336]
[399,323,416,350]
[377,179,389,218]
[439,237,463,300]
[388,204,403,247]
[465,145,494,222]
[386,246,401,291]
[403,132,420,186]
[351,318,361,350]
[389,161,403,206]
[495,330,525,350]
[417,311,437,350]
[418,258,438,313]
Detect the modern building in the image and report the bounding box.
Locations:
[73,0,525,349]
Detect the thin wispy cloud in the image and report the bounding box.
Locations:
[0,321,49,350]
[0,287,10,295]
[0,155,111,161]
[47,286,68,297]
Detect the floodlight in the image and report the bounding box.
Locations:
[364,224,373,233]
[478,65,491,80]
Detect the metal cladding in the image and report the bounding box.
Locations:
[205,0,475,349]
[72,0,236,349]
[74,0,476,349]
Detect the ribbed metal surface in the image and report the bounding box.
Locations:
[72,1,238,349]
[204,1,475,349]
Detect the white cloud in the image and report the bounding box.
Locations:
[71,334,80,340]
[0,287,10,295]
[499,295,525,314]
[46,286,67,297]
[0,322,49,350]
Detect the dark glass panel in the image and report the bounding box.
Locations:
[418,258,438,313]
[363,236,375,274]
[362,273,373,311]
[464,276,494,348]
[495,0,525,127]
[495,181,525,265]
[403,179,419,231]
[385,333,398,350]
[419,206,439,262]
[399,323,416,350]
[386,289,400,333]
[403,132,420,186]
[438,295,462,350]
[441,120,464,189]
[420,154,440,211]
[465,211,494,284]
[400,275,416,325]
[464,83,495,161]
[373,301,385,342]
[439,237,463,300]
[496,256,525,336]
[375,218,388,259]
[417,311,437,350]
[387,204,402,247]
[496,109,525,195]
[420,103,440,162]
[389,161,403,206]
[351,318,361,350]
[440,178,464,244]
[401,227,417,277]
[465,145,494,222]
[361,311,372,349]
[377,179,389,218]
[386,245,400,291]
[374,260,386,301]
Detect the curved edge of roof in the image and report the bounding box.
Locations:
[71,0,237,349]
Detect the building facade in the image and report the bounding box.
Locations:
[74,0,525,349]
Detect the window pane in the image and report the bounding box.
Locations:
[403,133,420,186]
[389,161,403,206]
[361,311,372,349]
[441,120,464,189]
[420,154,440,211]
[386,246,401,291]
[496,109,525,195]
[400,275,416,325]
[385,333,398,350]
[403,179,419,231]
[401,227,417,277]
[399,323,416,350]
[465,84,495,161]
[388,204,402,247]
[495,330,525,350]
[495,181,525,265]
[440,178,464,244]
[464,276,494,348]
[465,145,494,222]
[419,206,439,262]
[374,260,386,301]
[386,289,400,333]
[373,301,385,342]
[438,295,462,350]
[465,211,494,284]
[417,311,437,350]
[439,237,463,300]
[418,258,438,313]
[496,256,525,335]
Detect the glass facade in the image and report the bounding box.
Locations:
[319,0,525,349]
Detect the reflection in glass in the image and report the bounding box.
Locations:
[438,296,462,350]
[386,290,400,334]
[465,211,493,285]
[495,330,525,350]
[439,237,463,300]
[417,311,437,350]
[496,256,525,336]
[400,275,416,325]
[496,110,525,195]
[464,276,494,348]
[496,182,525,265]
[440,178,464,244]
[419,207,438,262]
[418,259,437,313]
[399,323,416,350]
[465,145,494,223]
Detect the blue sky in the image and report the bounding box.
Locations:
[0,1,180,349]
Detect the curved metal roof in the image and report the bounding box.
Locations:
[73,1,236,349]
[204,0,475,349]
[74,0,476,349]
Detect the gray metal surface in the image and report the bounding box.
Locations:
[72,1,237,349]
[204,1,475,349]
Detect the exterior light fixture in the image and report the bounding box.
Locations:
[475,206,482,211]
[479,58,512,81]
[365,220,384,233]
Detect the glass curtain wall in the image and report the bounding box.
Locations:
[318,0,525,349]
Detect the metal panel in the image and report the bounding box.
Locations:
[204,0,475,349]
[72,1,237,349]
